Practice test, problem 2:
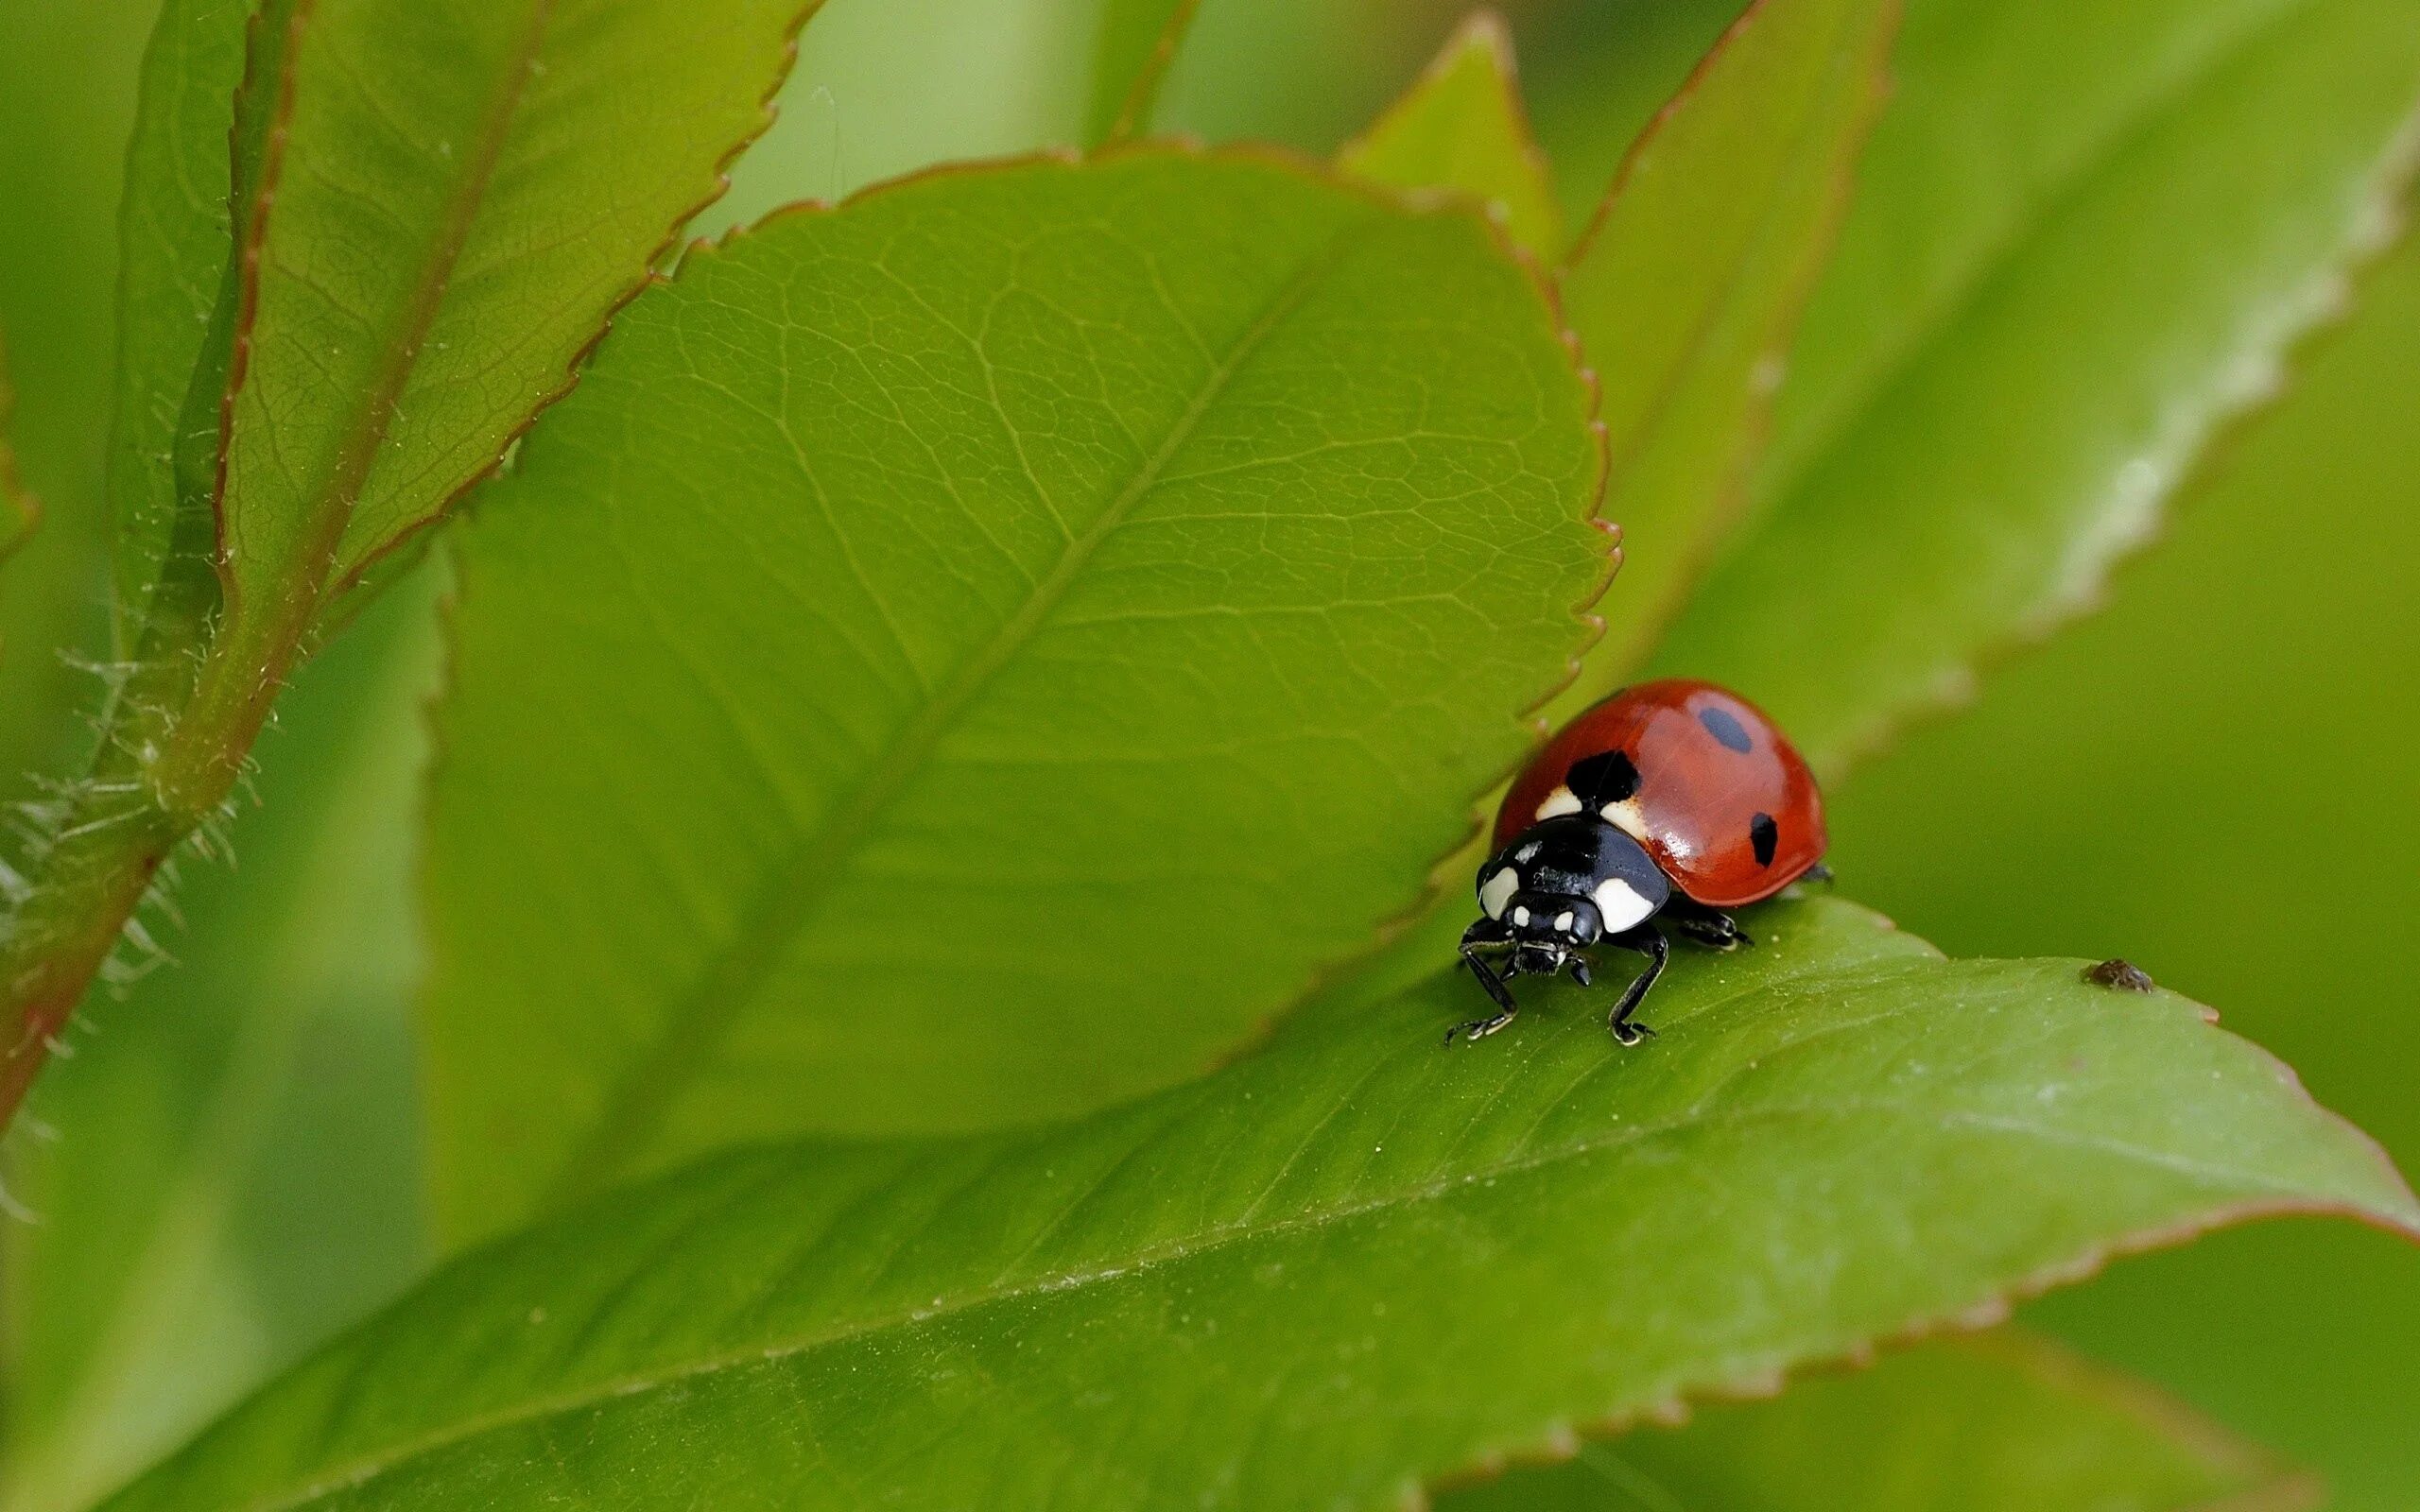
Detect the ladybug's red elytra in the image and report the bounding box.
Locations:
[1454,679,1829,1045]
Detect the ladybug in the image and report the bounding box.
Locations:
[1452,679,1828,1045]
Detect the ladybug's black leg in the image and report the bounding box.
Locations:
[1602,924,1668,1046]
[1802,863,1835,885]
[1667,902,1751,952]
[1451,946,1521,1044]
[1451,919,1523,1044]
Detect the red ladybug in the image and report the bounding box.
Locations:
[1453,679,1828,1045]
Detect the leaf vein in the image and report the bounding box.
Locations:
[541,210,1392,1206]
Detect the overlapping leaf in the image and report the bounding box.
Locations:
[1554,0,1899,700]
[0,0,827,1158]
[1442,1332,2317,1512]
[6,0,845,1484]
[208,0,812,636]
[424,149,1610,1241]
[102,0,252,640]
[112,898,2414,1510]
[1654,0,2420,775]
[25,2,2420,1506]
[1339,13,1563,259]
[712,0,1098,231]
[1084,0,1200,146]
[1305,0,1895,1005]
[1518,1,1748,238]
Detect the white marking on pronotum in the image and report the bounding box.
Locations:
[1599,797,1649,842]
[1553,912,1574,933]
[1478,867,1519,920]
[1593,878,1656,932]
[1512,905,1531,927]
[1535,784,1582,820]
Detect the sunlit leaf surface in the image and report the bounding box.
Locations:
[424,149,1611,1241]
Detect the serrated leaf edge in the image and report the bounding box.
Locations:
[1564,0,1904,685]
[208,0,831,626]
[1419,1328,2324,1512]
[1772,27,2420,780]
[1334,9,1565,252]
[1402,956,2418,1507]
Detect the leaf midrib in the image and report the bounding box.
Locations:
[544,212,1390,1208]
[1757,0,2315,510]
[234,1016,2325,1512]
[226,0,553,610]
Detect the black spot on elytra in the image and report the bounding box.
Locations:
[1749,812,1778,867]
[1566,748,1640,806]
[1698,704,1754,752]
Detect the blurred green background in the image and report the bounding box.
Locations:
[3,0,2415,1506]
[1846,225,2420,1509]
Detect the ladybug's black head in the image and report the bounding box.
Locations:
[1490,888,1606,951]
[1472,815,1671,958]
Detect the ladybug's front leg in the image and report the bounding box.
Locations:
[1450,919,1522,1044]
[1602,924,1668,1046]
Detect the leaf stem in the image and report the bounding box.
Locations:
[0,590,305,1132]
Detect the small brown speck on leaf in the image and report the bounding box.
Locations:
[2083,958,2155,992]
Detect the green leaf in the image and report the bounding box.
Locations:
[1339,11,1563,259]
[712,0,1099,231]
[2,569,441,1512]
[1439,1331,2317,1512]
[1556,0,1899,699]
[102,0,253,643]
[423,149,1610,1242]
[208,0,812,639]
[1517,2,1753,244]
[1651,0,2420,776]
[1083,0,1200,146]
[1148,1,1472,160]
[108,898,2414,1510]
[0,0,822,1141]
